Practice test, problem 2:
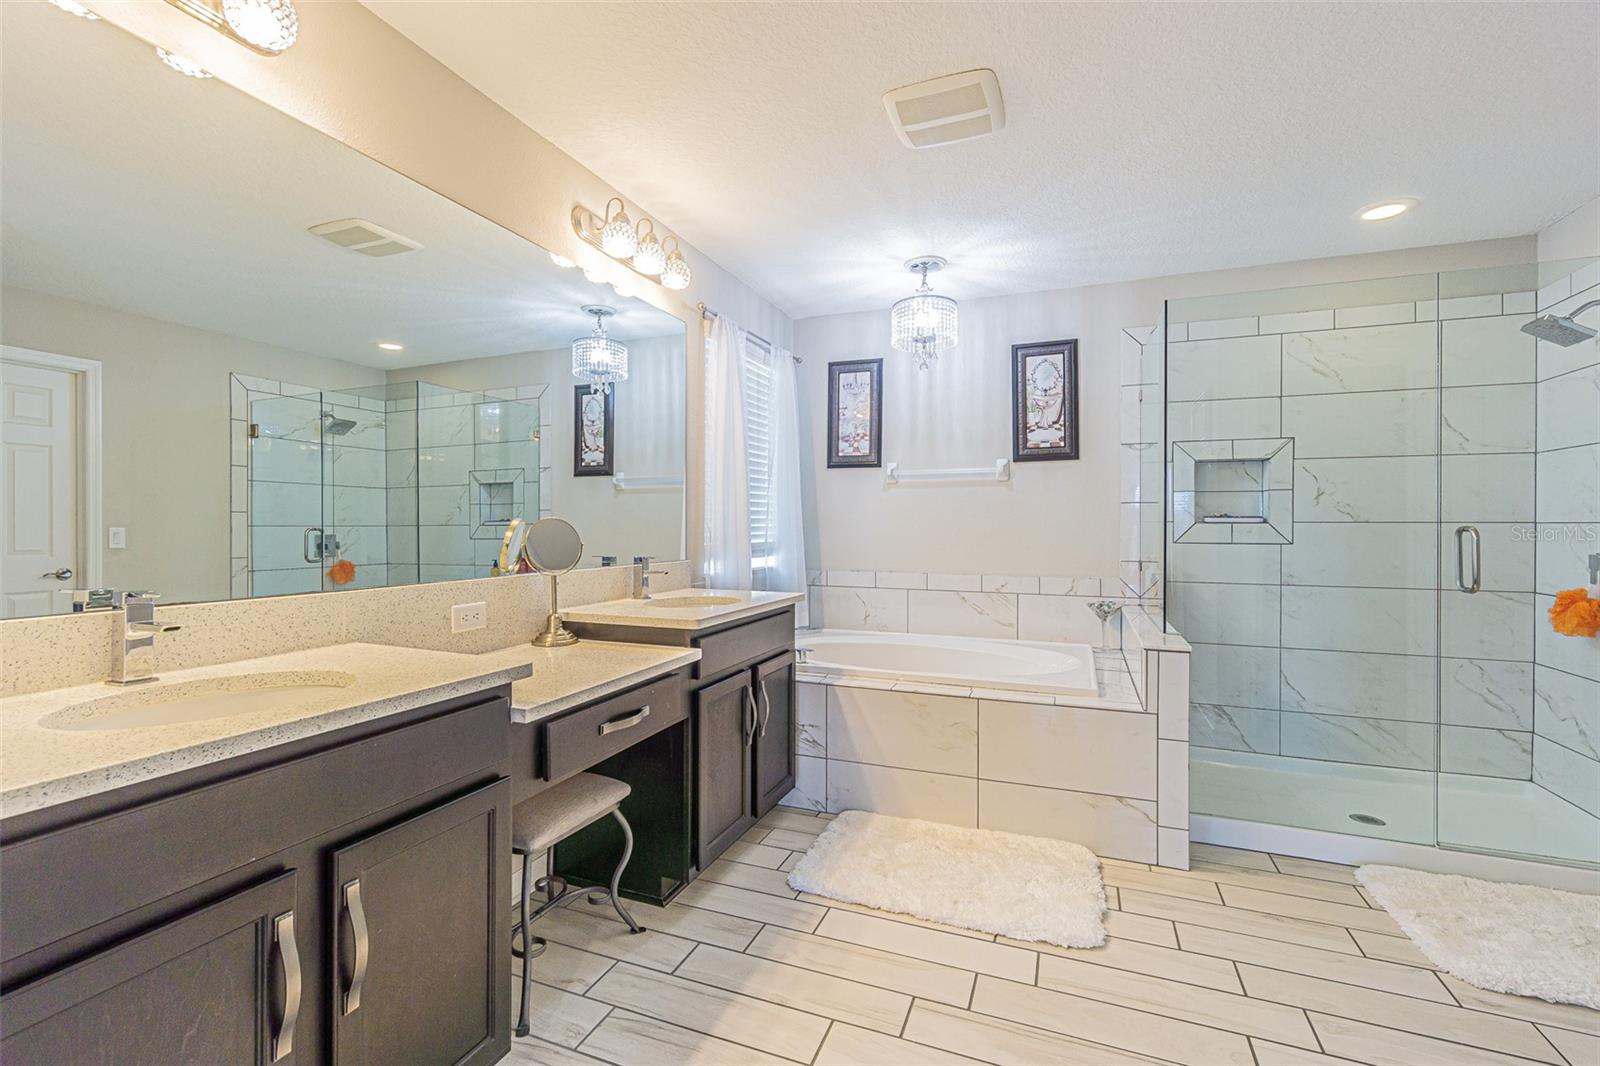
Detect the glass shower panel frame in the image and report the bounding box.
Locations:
[245,389,327,598]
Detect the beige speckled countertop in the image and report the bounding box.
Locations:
[504,641,700,724]
[0,643,533,818]
[0,638,710,818]
[561,589,803,631]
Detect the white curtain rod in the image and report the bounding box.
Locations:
[697,303,800,364]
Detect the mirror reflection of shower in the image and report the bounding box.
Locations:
[1520,298,1599,346]
[320,411,358,435]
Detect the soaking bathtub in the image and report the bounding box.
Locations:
[795,630,1098,698]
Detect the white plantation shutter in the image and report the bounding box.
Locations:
[742,336,777,573]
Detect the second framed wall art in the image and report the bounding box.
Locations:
[1011,338,1078,461]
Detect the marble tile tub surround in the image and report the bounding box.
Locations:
[806,569,1133,647]
[789,615,1193,869]
[0,560,692,698]
[1161,277,1596,788]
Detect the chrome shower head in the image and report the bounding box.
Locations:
[1520,299,1599,347]
[320,412,358,436]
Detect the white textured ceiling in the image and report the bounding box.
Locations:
[0,3,681,369]
[365,1,1600,320]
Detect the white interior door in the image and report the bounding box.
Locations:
[1,360,80,618]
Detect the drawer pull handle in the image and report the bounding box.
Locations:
[271,910,301,1061]
[599,705,651,736]
[342,878,369,1016]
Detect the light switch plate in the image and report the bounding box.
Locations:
[451,601,487,633]
[108,527,127,549]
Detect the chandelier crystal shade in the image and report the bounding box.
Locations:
[571,306,629,396]
[890,257,958,369]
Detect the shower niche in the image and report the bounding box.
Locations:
[1171,437,1293,544]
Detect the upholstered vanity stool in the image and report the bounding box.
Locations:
[510,772,644,1037]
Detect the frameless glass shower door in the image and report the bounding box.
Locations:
[1170,261,1600,868]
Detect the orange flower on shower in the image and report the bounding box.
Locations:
[326,559,357,586]
[1548,587,1600,638]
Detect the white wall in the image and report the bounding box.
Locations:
[1,286,384,603]
[1538,196,1600,262]
[797,235,1536,580]
[397,335,687,562]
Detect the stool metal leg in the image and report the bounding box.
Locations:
[607,808,644,934]
[514,848,533,1038]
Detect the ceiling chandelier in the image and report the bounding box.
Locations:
[571,305,629,395]
[890,256,958,369]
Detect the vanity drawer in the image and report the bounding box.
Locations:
[541,673,686,782]
[694,609,794,680]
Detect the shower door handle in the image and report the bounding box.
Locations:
[304,527,324,563]
[1455,525,1481,594]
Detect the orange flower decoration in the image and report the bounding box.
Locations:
[1549,587,1600,639]
[326,559,357,586]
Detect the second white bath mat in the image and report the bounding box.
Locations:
[787,810,1107,947]
[1356,864,1600,1009]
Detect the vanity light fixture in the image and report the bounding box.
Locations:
[549,252,576,269]
[156,47,213,78]
[46,0,100,19]
[160,0,299,56]
[1358,198,1418,221]
[572,200,693,290]
[598,198,640,258]
[571,305,629,396]
[890,256,958,369]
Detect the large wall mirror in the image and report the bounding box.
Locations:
[0,4,688,618]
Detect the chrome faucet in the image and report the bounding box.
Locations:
[633,556,670,600]
[110,592,182,685]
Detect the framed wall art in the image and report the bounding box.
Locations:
[827,358,883,468]
[1011,338,1078,461]
[573,384,615,477]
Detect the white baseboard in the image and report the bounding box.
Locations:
[1192,814,1600,894]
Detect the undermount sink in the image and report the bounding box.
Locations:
[40,671,358,732]
[642,595,744,608]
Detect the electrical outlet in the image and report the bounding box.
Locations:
[451,601,487,633]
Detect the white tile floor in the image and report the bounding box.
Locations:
[507,808,1599,1066]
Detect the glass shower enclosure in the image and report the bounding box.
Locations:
[1164,258,1598,868]
[244,381,540,596]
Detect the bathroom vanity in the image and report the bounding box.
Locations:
[0,594,799,1065]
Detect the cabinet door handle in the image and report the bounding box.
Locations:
[742,684,757,747]
[272,910,301,1062]
[599,705,650,735]
[758,678,772,739]
[341,878,369,1016]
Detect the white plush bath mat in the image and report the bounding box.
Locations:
[787,810,1106,947]
[1356,865,1600,1008]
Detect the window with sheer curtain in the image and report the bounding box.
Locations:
[742,335,778,577]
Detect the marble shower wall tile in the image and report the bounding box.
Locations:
[1279,713,1435,771]
[1191,704,1278,754]
[1280,649,1436,723]
[1533,665,1599,760]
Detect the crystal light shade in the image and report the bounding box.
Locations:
[660,243,692,290]
[890,259,958,369]
[599,199,639,259]
[156,47,214,78]
[632,232,665,275]
[222,0,299,53]
[571,307,629,396]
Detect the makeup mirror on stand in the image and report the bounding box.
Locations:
[526,518,584,647]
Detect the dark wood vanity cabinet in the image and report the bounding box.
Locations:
[0,689,514,1066]
[571,607,797,873]
[1,872,300,1065]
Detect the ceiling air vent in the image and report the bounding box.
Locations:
[883,69,1005,149]
[307,218,422,257]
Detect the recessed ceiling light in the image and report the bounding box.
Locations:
[156,47,213,78]
[377,342,404,351]
[1358,198,1418,222]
